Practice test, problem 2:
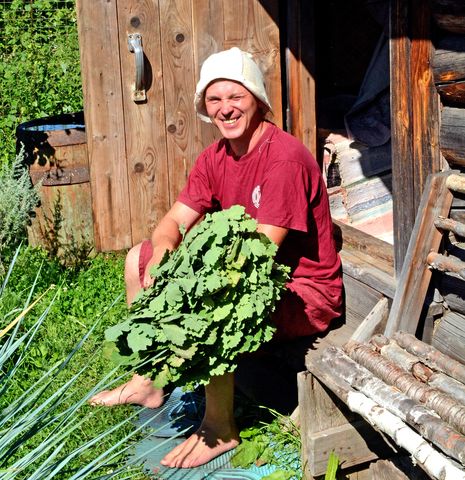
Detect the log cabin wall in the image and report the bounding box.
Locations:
[423,1,465,363]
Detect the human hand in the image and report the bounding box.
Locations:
[142,257,157,289]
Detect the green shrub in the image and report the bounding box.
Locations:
[0,149,40,266]
[0,0,82,166]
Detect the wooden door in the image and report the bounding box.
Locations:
[76,0,282,251]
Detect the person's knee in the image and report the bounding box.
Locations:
[125,243,142,289]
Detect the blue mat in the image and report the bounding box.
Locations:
[134,387,277,479]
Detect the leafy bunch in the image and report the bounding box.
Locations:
[105,205,289,389]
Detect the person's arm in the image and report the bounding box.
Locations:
[257,223,288,247]
[142,201,202,288]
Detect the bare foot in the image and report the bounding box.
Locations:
[160,421,239,468]
[89,374,164,408]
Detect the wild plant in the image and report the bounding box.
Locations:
[0,248,174,479]
[0,148,39,268]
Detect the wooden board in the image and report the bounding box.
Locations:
[117,0,170,244]
[159,0,200,205]
[432,310,465,363]
[385,172,455,336]
[441,106,465,166]
[298,371,393,478]
[390,0,442,274]
[286,0,317,157]
[76,0,132,251]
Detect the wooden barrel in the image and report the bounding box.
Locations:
[16,112,94,257]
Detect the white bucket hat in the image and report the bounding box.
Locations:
[194,47,272,123]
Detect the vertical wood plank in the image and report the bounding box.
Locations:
[223,0,282,128]
[390,0,415,274]
[117,0,170,244]
[286,0,317,157]
[159,0,199,204]
[385,172,455,337]
[411,0,441,206]
[191,0,224,149]
[76,0,131,251]
[390,0,442,274]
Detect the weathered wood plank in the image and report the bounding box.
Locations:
[411,0,441,202]
[117,0,170,244]
[432,311,465,363]
[333,220,394,267]
[159,0,200,204]
[385,172,455,337]
[390,0,415,274]
[441,107,465,167]
[286,0,317,157]
[298,372,384,479]
[350,297,389,343]
[191,0,224,149]
[76,0,131,251]
[369,458,429,480]
[339,248,396,299]
[223,0,282,128]
[391,0,442,274]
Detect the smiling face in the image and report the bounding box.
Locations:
[204,80,265,156]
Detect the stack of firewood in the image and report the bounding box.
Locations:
[314,332,465,479]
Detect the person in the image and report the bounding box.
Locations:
[90,47,343,469]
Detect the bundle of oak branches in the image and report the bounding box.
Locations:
[105,205,289,390]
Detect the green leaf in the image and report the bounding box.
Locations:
[165,282,183,306]
[127,324,156,352]
[325,451,340,480]
[161,323,187,346]
[231,439,262,468]
[262,470,296,480]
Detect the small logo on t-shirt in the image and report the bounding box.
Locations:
[252,185,261,208]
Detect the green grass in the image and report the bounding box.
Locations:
[0,246,156,479]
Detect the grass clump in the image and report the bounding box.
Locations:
[0,247,158,479]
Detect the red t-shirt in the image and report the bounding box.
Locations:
[178,123,343,338]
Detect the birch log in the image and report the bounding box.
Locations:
[311,356,465,480]
[393,331,465,384]
[373,337,465,403]
[320,347,465,464]
[345,341,465,435]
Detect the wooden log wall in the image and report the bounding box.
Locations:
[426,2,465,365]
[432,0,465,167]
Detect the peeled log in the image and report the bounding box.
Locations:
[345,341,465,435]
[321,347,465,465]
[441,107,465,166]
[373,337,465,404]
[311,354,465,480]
[393,331,465,384]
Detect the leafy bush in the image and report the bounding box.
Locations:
[0,247,161,479]
[0,0,82,165]
[0,148,40,266]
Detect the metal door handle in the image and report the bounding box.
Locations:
[128,33,146,102]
